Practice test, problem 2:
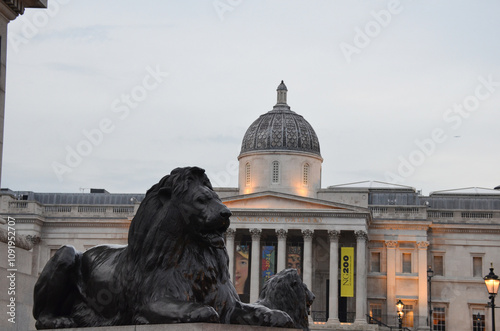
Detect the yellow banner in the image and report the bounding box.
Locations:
[340,247,354,297]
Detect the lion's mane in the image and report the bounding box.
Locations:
[119,166,233,322]
[256,269,315,331]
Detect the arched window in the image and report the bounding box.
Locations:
[272,161,280,184]
[245,162,251,186]
[303,163,309,186]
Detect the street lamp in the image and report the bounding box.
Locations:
[428,266,434,327]
[396,299,404,330]
[484,264,499,331]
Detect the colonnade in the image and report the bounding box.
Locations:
[225,227,369,325]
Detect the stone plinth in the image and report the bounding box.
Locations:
[41,324,299,331]
[41,323,381,331]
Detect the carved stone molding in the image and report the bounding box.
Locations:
[302,229,314,241]
[385,240,398,249]
[225,228,236,240]
[276,229,287,240]
[0,228,38,251]
[250,228,262,240]
[355,230,368,242]
[417,241,430,249]
[328,230,340,242]
[26,235,41,245]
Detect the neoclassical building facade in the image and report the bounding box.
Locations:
[1,82,500,331]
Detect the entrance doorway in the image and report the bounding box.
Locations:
[338,279,348,322]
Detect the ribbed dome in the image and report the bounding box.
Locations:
[239,81,321,157]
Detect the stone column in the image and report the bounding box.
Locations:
[327,230,340,325]
[417,241,430,330]
[386,240,398,325]
[276,229,287,272]
[355,230,368,324]
[226,228,236,281]
[250,228,262,303]
[302,229,314,290]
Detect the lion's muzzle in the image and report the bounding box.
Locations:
[199,205,231,249]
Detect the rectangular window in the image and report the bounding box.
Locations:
[473,257,483,277]
[433,307,446,331]
[402,304,414,327]
[402,253,412,273]
[472,310,485,331]
[245,163,251,186]
[369,303,382,324]
[371,252,381,273]
[272,161,279,183]
[434,255,444,276]
[303,163,309,186]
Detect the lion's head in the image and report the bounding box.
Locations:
[256,269,315,331]
[128,167,232,261]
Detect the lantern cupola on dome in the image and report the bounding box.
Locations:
[238,82,322,198]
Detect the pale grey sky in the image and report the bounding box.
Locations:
[4,0,500,195]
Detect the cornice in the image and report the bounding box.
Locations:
[238,149,323,162]
[43,222,130,228]
[370,223,430,231]
[372,217,428,222]
[230,209,370,219]
[7,218,44,227]
[0,1,21,20]
[223,191,371,213]
[430,227,500,234]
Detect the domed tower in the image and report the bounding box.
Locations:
[238,81,323,198]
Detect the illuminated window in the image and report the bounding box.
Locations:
[433,307,446,331]
[402,304,414,328]
[245,162,251,186]
[472,310,485,331]
[303,163,309,186]
[402,253,412,273]
[272,161,280,183]
[369,303,382,323]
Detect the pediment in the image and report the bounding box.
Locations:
[222,191,364,212]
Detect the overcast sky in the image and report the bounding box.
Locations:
[3,0,500,195]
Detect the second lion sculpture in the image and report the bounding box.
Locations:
[257,269,315,331]
[33,167,294,329]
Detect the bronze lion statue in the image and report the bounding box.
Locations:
[33,167,293,329]
[256,269,315,331]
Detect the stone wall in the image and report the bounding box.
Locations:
[0,241,37,330]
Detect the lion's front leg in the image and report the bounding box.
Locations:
[135,298,220,324]
[229,301,294,328]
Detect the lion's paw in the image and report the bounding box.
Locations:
[35,316,76,329]
[261,309,294,328]
[188,305,220,323]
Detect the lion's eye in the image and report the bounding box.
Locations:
[196,197,205,204]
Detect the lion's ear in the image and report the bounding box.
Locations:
[158,187,172,205]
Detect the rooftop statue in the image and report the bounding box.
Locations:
[33,167,299,329]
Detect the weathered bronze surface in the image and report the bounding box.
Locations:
[33,167,300,329]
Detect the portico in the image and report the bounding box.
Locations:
[223,190,372,326]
